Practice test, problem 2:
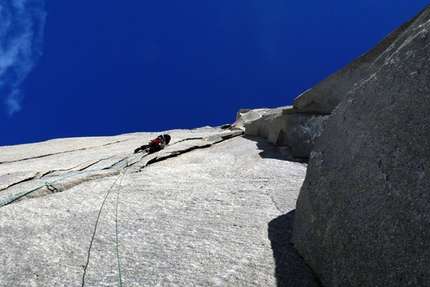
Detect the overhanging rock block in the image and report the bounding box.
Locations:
[235,107,328,158]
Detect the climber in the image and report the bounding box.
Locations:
[134,134,171,154]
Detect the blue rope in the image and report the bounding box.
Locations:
[0,165,110,207]
[1,149,149,287]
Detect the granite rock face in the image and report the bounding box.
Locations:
[234,107,328,158]
[0,126,316,286]
[254,1,430,160]
[292,4,430,286]
[292,4,427,115]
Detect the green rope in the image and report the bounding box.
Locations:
[79,152,145,286]
[115,172,125,287]
[2,149,150,286]
[81,172,124,287]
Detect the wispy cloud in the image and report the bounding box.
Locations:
[0,0,46,116]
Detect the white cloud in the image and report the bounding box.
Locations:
[0,0,46,116]
[5,88,22,115]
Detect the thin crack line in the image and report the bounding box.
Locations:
[0,139,130,165]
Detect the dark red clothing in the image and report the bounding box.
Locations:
[134,134,171,154]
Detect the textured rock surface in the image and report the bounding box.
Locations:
[285,114,328,158]
[238,107,291,145]
[292,4,428,115]
[235,107,327,158]
[292,4,430,286]
[0,126,317,286]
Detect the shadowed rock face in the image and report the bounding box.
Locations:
[292,4,430,286]
[0,126,315,286]
[4,6,428,287]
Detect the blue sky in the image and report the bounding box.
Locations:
[1,1,429,146]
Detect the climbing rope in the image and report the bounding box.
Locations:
[81,170,125,287]
[79,151,144,286]
[115,171,126,287]
[1,134,235,207]
[0,150,149,285]
[2,137,214,285]
[0,151,145,207]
